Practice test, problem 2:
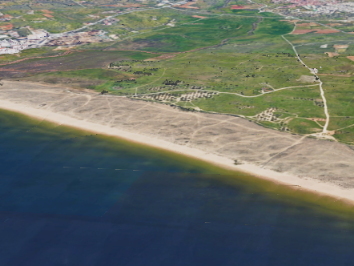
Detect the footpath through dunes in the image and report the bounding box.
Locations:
[2,81,354,200]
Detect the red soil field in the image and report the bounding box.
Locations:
[292,29,340,34]
[192,15,206,19]
[177,2,199,9]
[231,5,246,9]
[296,22,318,27]
[41,9,53,14]
[0,23,13,31]
[315,29,340,34]
[292,29,315,34]
[230,4,258,10]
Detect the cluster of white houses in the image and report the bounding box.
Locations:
[0,28,110,55]
[0,39,28,54]
[0,29,49,55]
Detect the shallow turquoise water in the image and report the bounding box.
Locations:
[0,109,354,266]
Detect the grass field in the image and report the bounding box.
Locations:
[110,13,291,53]
[191,85,324,117]
[108,52,311,94]
[287,118,323,134]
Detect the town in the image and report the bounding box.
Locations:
[0,28,113,54]
[271,0,354,16]
[0,5,142,55]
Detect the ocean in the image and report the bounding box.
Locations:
[0,109,354,266]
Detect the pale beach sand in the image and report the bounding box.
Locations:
[1,97,354,205]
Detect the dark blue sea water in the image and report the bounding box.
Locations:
[1,110,354,266]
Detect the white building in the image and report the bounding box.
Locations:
[0,39,28,54]
[0,30,38,55]
[8,31,19,38]
[27,29,49,40]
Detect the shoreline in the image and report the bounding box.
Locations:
[1,98,354,205]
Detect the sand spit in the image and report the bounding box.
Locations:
[1,81,354,203]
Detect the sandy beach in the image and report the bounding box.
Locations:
[1,82,354,205]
